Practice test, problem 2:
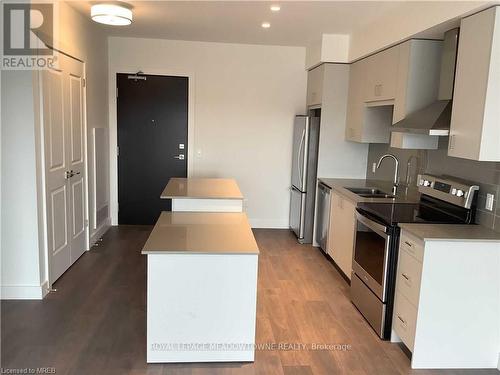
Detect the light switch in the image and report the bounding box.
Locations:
[485,193,494,211]
[179,143,185,150]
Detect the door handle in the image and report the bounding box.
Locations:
[65,170,81,179]
[174,154,185,160]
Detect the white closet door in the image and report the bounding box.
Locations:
[43,53,86,283]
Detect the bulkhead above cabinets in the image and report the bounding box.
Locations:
[345,39,443,144]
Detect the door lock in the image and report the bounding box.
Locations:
[174,154,185,160]
[65,170,81,179]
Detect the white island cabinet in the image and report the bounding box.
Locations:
[392,225,500,369]
[142,211,259,363]
[161,178,244,212]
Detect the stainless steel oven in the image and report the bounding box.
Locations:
[350,174,479,340]
[351,208,395,338]
[352,210,391,301]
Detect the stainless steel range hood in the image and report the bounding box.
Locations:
[392,28,458,136]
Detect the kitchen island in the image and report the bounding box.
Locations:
[161,177,244,212]
[142,211,259,363]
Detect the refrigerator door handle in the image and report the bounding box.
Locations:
[297,128,305,188]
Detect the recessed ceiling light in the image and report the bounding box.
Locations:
[261,22,271,28]
[91,4,133,26]
[270,5,281,12]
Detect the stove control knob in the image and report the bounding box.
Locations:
[456,189,465,197]
[423,180,431,187]
[451,188,457,195]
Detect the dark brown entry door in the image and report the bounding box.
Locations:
[117,73,188,224]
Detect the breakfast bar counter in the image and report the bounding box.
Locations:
[142,211,259,363]
[161,178,244,212]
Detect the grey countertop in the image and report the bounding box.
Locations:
[319,177,500,242]
[161,178,244,200]
[142,211,259,255]
[318,177,421,204]
[399,223,500,242]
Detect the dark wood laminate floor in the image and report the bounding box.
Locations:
[1,227,498,375]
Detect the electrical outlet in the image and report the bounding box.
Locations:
[372,163,377,174]
[485,193,495,211]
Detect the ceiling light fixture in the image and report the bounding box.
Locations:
[270,5,281,12]
[91,4,133,26]
[261,22,271,28]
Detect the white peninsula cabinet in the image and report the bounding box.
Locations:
[161,178,244,212]
[392,227,500,369]
[327,191,356,279]
[346,40,442,143]
[449,6,500,161]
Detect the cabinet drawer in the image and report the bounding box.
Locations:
[393,291,417,352]
[399,232,424,262]
[397,248,422,307]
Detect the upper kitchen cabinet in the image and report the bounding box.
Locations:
[364,45,400,103]
[346,59,394,143]
[306,64,325,107]
[449,6,500,161]
[346,39,443,144]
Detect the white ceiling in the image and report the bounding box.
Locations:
[69,1,411,47]
[69,1,493,47]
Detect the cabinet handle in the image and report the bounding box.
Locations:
[449,134,456,151]
[397,315,407,326]
[401,273,410,281]
[404,241,413,247]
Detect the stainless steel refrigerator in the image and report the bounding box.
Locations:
[289,115,320,244]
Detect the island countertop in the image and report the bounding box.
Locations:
[142,211,259,254]
[160,178,244,200]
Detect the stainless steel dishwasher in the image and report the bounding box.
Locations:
[315,181,331,252]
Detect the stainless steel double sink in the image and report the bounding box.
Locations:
[345,187,395,199]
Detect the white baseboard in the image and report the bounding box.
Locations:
[89,218,111,248]
[1,280,49,300]
[497,352,500,371]
[248,218,289,229]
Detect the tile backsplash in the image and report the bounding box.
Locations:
[366,138,500,232]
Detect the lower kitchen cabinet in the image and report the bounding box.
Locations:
[391,229,500,369]
[327,191,356,279]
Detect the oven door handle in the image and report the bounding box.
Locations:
[355,210,388,236]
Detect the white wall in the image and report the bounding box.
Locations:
[1,71,45,299]
[108,37,307,228]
